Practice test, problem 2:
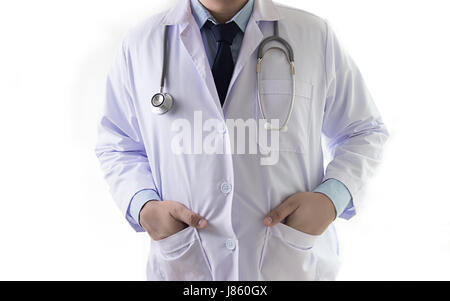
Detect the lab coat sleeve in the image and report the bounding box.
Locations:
[321,20,389,219]
[95,39,159,232]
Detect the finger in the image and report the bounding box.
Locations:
[170,203,208,229]
[264,198,298,227]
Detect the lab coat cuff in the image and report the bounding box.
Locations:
[322,173,358,220]
[127,189,162,231]
[313,179,352,219]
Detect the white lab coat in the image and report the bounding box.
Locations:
[96,0,388,281]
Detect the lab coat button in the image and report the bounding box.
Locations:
[225,239,236,251]
[220,183,232,194]
[218,123,227,134]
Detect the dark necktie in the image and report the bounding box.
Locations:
[204,20,241,106]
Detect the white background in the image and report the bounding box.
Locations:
[0,0,449,280]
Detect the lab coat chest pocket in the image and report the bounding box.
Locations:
[152,226,212,281]
[259,223,319,281]
[256,80,313,153]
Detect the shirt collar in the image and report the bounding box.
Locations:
[190,0,254,32]
[160,0,280,26]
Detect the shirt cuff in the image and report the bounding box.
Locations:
[127,189,162,229]
[313,178,352,219]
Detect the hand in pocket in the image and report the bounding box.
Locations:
[139,200,208,241]
[263,192,336,236]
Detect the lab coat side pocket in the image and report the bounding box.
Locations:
[152,226,212,281]
[259,223,319,281]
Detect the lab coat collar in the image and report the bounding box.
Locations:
[159,0,282,118]
[160,0,280,26]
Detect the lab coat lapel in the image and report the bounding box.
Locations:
[226,15,264,107]
[226,0,280,109]
[161,0,224,118]
[180,23,225,118]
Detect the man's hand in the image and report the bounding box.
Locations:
[139,200,208,241]
[263,192,336,236]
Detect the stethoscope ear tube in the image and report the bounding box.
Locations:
[257,21,295,62]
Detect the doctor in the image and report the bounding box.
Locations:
[95,0,388,280]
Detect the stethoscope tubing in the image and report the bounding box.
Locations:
[160,25,170,94]
[154,20,297,130]
[256,21,296,131]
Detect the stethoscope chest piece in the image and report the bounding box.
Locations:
[151,92,174,115]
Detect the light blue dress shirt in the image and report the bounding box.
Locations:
[127,0,353,229]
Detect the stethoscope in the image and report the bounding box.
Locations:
[151,21,296,132]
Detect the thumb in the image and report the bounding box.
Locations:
[264,198,298,227]
[171,203,208,229]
